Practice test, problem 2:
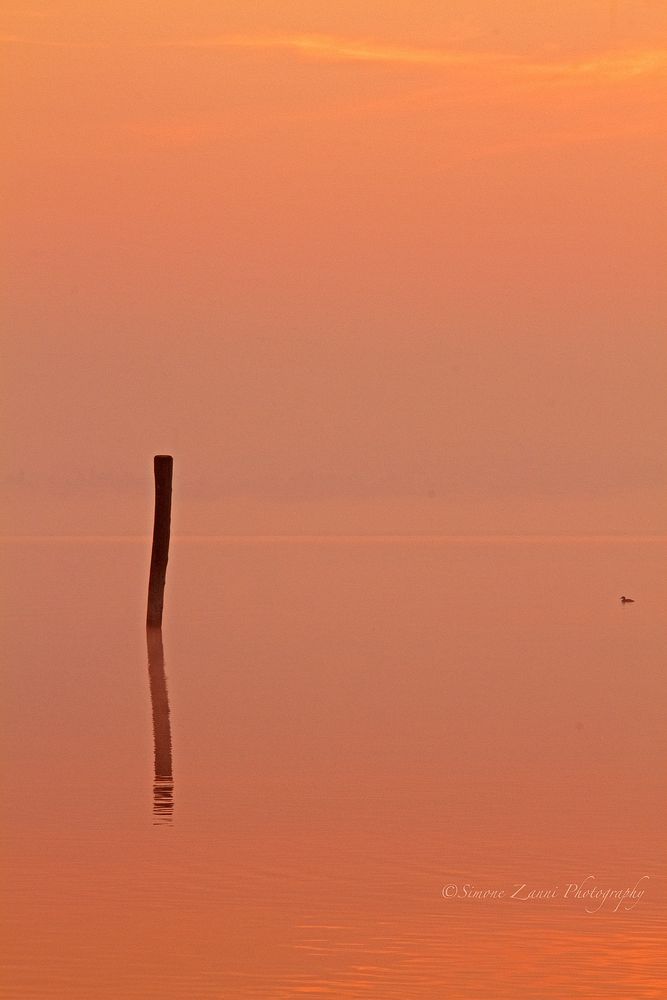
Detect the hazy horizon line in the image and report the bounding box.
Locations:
[2,532,665,543]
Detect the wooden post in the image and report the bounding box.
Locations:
[146,455,173,628]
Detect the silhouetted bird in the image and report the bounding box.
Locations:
[620,596,635,603]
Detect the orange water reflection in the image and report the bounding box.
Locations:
[1,537,666,997]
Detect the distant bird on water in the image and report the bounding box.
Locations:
[620,596,635,603]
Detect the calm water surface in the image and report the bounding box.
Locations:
[2,536,666,998]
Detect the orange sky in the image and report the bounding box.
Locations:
[3,1,666,535]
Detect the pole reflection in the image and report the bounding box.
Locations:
[146,627,173,824]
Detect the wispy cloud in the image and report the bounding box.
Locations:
[526,48,667,82]
[153,32,667,82]
[3,27,666,84]
[156,32,497,68]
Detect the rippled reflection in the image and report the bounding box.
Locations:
[3,537,666,998]
[146,627,173,824]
